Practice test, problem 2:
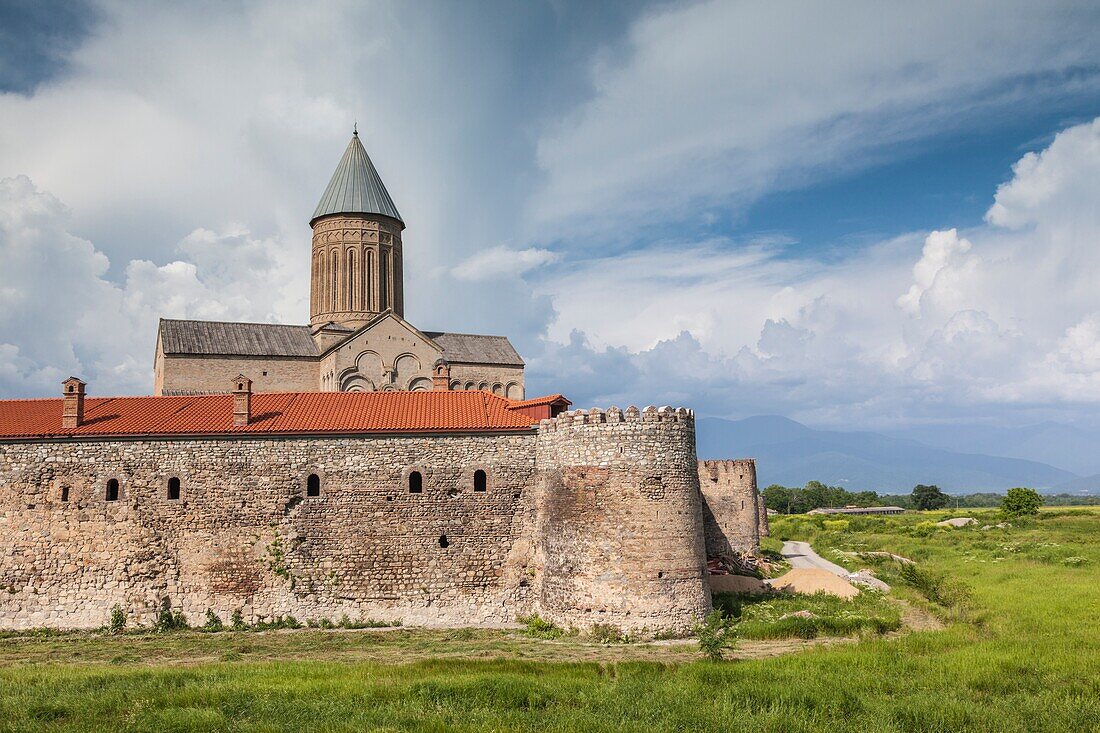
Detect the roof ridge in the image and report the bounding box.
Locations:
[161,318,310,328]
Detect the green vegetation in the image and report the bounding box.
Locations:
[693,610,735,660]
[712,590,902,640]
[910,483,950,510]
[764,479,1098,514]
[1003,486,1044,515]
[0,508,1096,731]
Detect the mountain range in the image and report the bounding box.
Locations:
[695,415,1099,493]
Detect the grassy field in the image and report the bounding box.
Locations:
[0,507,1096,731]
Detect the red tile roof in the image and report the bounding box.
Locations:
[0,391,556,440]
[507,394,571,409]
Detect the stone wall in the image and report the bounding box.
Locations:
[0,433,538,630]
[155,349,319,395]
[448,364,525,399]
[698,459,761,557]
[534,406,710,633]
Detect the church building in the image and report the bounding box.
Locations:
[153,132,525,399]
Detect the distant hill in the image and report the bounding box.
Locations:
[886,422,1100,476]
[696,415,1078,493]
[1053,473,1100,493]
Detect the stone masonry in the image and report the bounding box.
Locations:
[0,406,764,633]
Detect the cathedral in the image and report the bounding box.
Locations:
[154,131,525,399]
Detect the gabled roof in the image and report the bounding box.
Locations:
[423,332,525,366]
[507,394,570,409]
[0,391,547,440]
[317,310,442,359]
[159,319,319,358]
[311,132,403,227]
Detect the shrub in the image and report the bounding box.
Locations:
[898,562,971,609]
[589,623,629,644]
[155,606,188,632]
[108,604,126,635]
[230,608,246,631]
[518,614,565,639]
[1003,488,1043,516]
[203,609,224,632]
[695,610,735,661]
[823,520,850,532]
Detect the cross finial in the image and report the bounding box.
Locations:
[353,121,358,136]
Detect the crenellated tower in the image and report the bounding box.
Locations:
[309,129,405,330]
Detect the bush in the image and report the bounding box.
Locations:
[518,614,565,640]
[155,606,188,632]
[589,623,629,644]
[1003,487,1043,516]
[823,520,850,532]
[108,604,126,635]
[898,563,971,609]
[203,609,224,632]
[695,610,735,660]
[230,608,246,631]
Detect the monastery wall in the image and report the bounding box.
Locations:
[0,433,539,630]
[698,459,760,557]
[533,406,710,633]
[448,364,524,399]
[156,353,318,395]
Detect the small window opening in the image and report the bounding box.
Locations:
[438,533,449,548]
[167,476,181,500]
[741,499,745,510]
[237,382,243,390]
[105,478,119,501]
[262,370,268,376]
[60,486,70,502]
[68,385,74,393]
[307,473,321,497]
[409,471,423,493]
[474,469,487,492]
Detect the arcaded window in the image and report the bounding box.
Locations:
[167,477,181,500]
[409,470,423,493]
[307,473,321,497]
[474,470,487,492]
[106,478,119,501]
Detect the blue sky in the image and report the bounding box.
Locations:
[2,0,1100,435]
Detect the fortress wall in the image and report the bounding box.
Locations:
[533,406,710,633]
[698,459,761,557]
[0,433,538,630]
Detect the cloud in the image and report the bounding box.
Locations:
[529,117,1100,427]
[528,0,1100,243]
[452,246,559,281]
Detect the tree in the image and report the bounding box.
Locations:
[1002,487,1043,516]
[911,484,949,511]
[763,484,794,513]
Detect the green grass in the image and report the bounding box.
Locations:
[0,507,1097,731]
[714,590,903,639]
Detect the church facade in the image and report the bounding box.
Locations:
[154,132,525,399]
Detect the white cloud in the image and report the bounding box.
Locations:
[452,246,559,281]
[531,117,1100,426]
[529,1,1100,243]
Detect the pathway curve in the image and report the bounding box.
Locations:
[780,540,851,576]
[779,540,891,591]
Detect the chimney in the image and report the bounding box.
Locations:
[432,359,451,391]
[231,374,252,426]
[61,377,86,428]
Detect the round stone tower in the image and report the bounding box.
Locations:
[309,130,405,330]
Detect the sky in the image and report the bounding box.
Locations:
[2,0,1100,433]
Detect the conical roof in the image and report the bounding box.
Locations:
[311,132,403,227]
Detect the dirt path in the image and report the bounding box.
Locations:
[780,540,851,575]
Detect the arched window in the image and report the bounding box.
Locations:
[408,470,423,493]
[106,478,119,501]
[474,470,487,492]
[167,476,181,500]
[307,473,321,497]
[438,533,449,548]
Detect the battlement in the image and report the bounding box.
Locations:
[538,405,694,432]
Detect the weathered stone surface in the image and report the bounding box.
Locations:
[0,408,765,633]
